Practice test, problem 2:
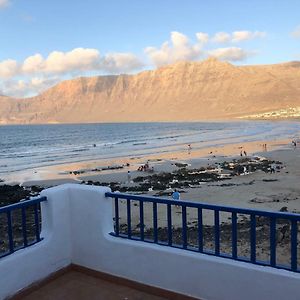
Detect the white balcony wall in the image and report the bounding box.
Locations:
[1,184,300,300]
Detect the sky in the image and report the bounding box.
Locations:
[0,0,300,97]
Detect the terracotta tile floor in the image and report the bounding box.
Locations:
[22,270,167,300]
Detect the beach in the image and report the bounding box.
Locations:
[1,127,300,265]
[13,137,299,218]
[0,122,299,228]
[83,139,300,218]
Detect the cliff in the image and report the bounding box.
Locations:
[1,58,300,123]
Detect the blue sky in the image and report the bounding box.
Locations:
[0,0,300,97]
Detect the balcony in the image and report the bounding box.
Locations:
[1,184,300,300]
[19,268,168,300]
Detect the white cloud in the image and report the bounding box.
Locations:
[45,48,100,74]
[208,47,252,61]
[0,59,18,78]
[232,31,266,42]
[2,77,60,98]
[23,48,143,75]
[30,77,60,92]
[101,53,144,73]
[0,48,101,79]
[0,48,143,96]
[212,32,231,43]
[196,32,209,44]
[0,0,10,9]
[145,31,203,66]
[0,48,143,80]
[2,80,26,97]
[212,31,266,43]
[291,26,300,38]
[22,54,44,74]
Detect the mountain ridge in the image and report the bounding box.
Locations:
[1,58,300,124]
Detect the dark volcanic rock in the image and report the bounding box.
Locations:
[0,185,32,207]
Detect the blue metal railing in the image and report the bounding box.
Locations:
[106,192,300,273]
[0,197,47,258]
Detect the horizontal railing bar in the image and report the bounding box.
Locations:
[0,197,47,213]
[105,192,300,220]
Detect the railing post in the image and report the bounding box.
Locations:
[21,207,28,247]
[270,217,276,267]
[34,204,40,242]
[114,197,119,236]
[126,199,131,239]
[139,200,144,241]
[182,205,187,249]
[232,212,237,259]
[250,214,256,263]
[291,220,298,272]
[167,204,172,246]
[153,202,158,243]
[7,211,14,254]
[198,208,203,252]
[214,210,220,255]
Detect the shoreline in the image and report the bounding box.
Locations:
[1,140,299,267]
[1,136,299,217]
[1,137,292,186]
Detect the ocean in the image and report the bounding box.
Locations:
[0,121,299,178]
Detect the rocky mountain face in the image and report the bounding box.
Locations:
[1,58,300,124]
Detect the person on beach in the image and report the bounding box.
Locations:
[127,170,131,183]
[243,151,247,156]
[240,151,243,157]
[137,163,149,171]
[270,163,276,174]
[172,189,180,200]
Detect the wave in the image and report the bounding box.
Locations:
[1,121,299,177]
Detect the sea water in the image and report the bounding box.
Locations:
[0,121,299,178]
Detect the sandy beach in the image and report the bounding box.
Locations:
[16,137,299,222]
[1,134,300,266]
[80,141,300,224]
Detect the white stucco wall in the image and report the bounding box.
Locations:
[0,185,72,300]
[1,183,300,300]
